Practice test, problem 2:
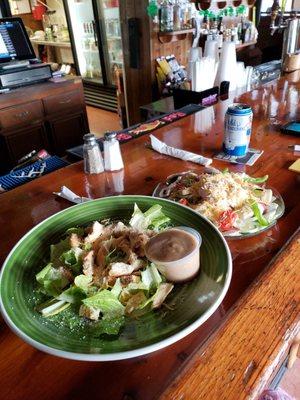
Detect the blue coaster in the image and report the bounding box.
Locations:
[213,148,264,166]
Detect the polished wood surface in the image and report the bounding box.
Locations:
[0,75,299,400]
[162,230,300,400]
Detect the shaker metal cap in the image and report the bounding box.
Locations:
[84,133,97,143]
[104,131,117,140]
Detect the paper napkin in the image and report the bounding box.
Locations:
[53,186,91,204]
[150,135,212,166]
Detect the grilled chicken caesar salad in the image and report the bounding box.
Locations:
[155,169,284,236]
[35,204,177,336]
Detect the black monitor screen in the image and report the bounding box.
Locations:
[0,18,35,63]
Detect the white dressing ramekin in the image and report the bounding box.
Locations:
[146,227,202,283]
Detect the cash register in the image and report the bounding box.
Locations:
[0,17,52,90]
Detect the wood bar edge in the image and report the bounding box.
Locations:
[160,229,300,400]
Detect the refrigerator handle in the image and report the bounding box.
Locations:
[92,20,98,47]
[128,18,140,69]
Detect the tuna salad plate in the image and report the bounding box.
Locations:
[0,196,231,361]
[152,169,285,238]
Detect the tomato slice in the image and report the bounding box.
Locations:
[218,210,237,231]
[179,198,188,206]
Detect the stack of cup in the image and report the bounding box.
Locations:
[192,57,218,92]
[214,41,237,91]
[204,39,219,62]
[187,47,202,80]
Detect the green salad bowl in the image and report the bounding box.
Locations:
[0,195,232,361]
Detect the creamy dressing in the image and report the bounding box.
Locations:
[146,228,198,262]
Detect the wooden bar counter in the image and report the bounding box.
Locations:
[0,74,299,400]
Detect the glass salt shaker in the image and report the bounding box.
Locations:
[83,133,104,174]
[103,132,124,171]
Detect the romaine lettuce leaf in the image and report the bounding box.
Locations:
[111,278,122,298]
[60,249,77,265]
[83,243,92,251]
[74,274,92,290]
[148,216,171,230]
[60,249,82,274]
[141,264,162,290]
[126,282,148,292]
[144,204,167,220]
[57,286,86,303]
[83,290,125,318]
[91,316,125,336]
[129,204,170,231]
[129,203,147,230]
[37,298,70,317]
[65,227,85,236]
[139,282,174,310]
[50,238,70,265]
[36,263,69,297]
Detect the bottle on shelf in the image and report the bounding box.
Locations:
[218,16,224,33]
[217,16,224,48]
[201,14,210,35]
[237,18,242,43]
[231,25,239,43]
[173,0,181,31]
[181,1,189,29]
[159,0,174,32]
[186,3,193,29]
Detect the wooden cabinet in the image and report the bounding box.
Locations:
[46,112,89,156]
[0,77,89,174]
[0,124,48,169]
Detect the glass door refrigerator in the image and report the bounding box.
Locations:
[63,0,123,111]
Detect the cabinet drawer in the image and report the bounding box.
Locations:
[0,100,44,130]
[43,90,82,115]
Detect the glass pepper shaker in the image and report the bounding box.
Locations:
[83,133,104,174]
[103,131,124,171]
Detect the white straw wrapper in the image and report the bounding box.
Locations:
[53,186,91,204]
[150,135,212,166]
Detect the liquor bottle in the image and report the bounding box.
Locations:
[186,3,193,29]
[217,16,224,48]
[199,14,209,49]
[210,16,218,38]
[241,16,247,43]
[173,0,181,31]
[148,0,159,32]
[202,15,209,34]
[237,18,242,42]
[159,0,174,32]
[218,16,224,34]
[231,25,238,43]
[182,2,189,29]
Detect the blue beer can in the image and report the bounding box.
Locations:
[223,103,253,157]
